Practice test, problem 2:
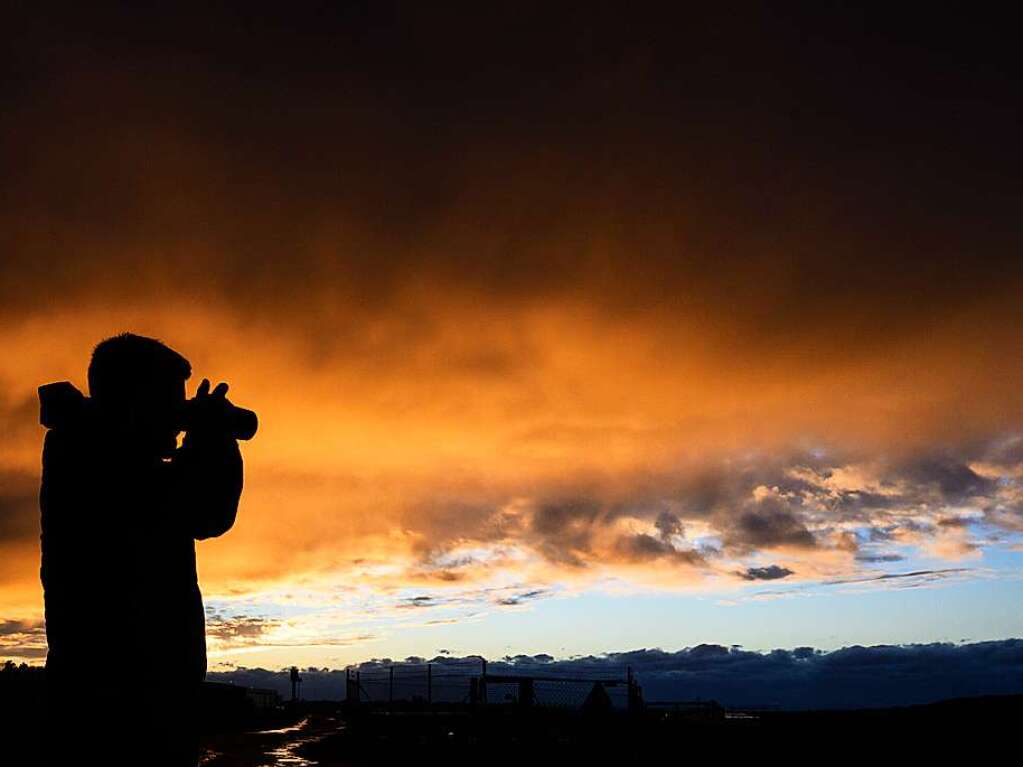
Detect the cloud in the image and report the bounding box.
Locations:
[0,619,47,660]
[495,589,549,607]
[0,619,43,637]
[613,533,706,565]
[5,434,1021,628]
[898,456,996,504]
[739,565,794,581]
[0,472,40,545]
[0,396,38,447]
[654,511,683,539]
[823,568,972,589]
[205,615,280,644]
[727,508,817,551]
[177,443,1023,608]
[528,499,604,566]
[603,638,1023,709]
[397,596,437,609]
[210,638,1023,709]
[2,5,1023,647]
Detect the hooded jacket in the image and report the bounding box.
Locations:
[39,418,242,683]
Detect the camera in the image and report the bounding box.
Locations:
[38,381,258,440]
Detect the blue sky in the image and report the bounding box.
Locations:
[192,528,1023,671]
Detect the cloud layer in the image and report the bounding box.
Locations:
[207,638,1023,710]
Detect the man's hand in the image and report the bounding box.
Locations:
[184,379,235,442]
[177,377,245,539]
[196,378,230,405]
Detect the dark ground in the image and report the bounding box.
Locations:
[289,695,1020,765]
[2,664,1019,764]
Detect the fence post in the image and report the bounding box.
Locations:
[480,658,488,705]
[627,665,632,712]
[519,678,535,708]
[346,668,358,704]
[427,663,432,705]
[389,665,394,709]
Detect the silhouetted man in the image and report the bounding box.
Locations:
[39,333,245,766]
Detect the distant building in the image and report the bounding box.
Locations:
[246,687,282,710]
[201,680,283,722]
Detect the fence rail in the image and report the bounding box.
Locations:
[344,659,642,712]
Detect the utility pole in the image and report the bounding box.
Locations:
[290,666,301,703]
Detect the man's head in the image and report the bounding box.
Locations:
[88,333,191,457]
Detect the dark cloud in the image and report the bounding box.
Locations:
[740,565,794,581]
[613,533,704,566]
[528,499,604,567]
[397,596,436,609]
[725,504,817,551]
[2,7,1023,598]
[0,396,39,446]
[3,3,1023,379]
[871,569,968,582]
[832,490,898,515]
[496,589,549,607]
[0,620,44,637]
[978,437,1023,468]
[0,472,40,545]
[0,646,46,660]
[896,456,996,504]
[855,553,905,563]
[531,500,603,540]
[654,511,683,539]
[390,442,1021,577]
[868,527,896,542]
[603,639,1023,709]
[427,570,464,583]
[215,639,1023,709]
[0,619,47,660]
[825,569,971,588]
[204,615,279,643]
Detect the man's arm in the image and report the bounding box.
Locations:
[39,429,77,590]
[173,429,243,540]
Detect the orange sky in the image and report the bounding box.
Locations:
[2,283,1021,664]
[3,4,1023,666]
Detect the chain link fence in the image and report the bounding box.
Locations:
[345,658,637,711]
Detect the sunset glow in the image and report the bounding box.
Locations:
[3,4,1023,674]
